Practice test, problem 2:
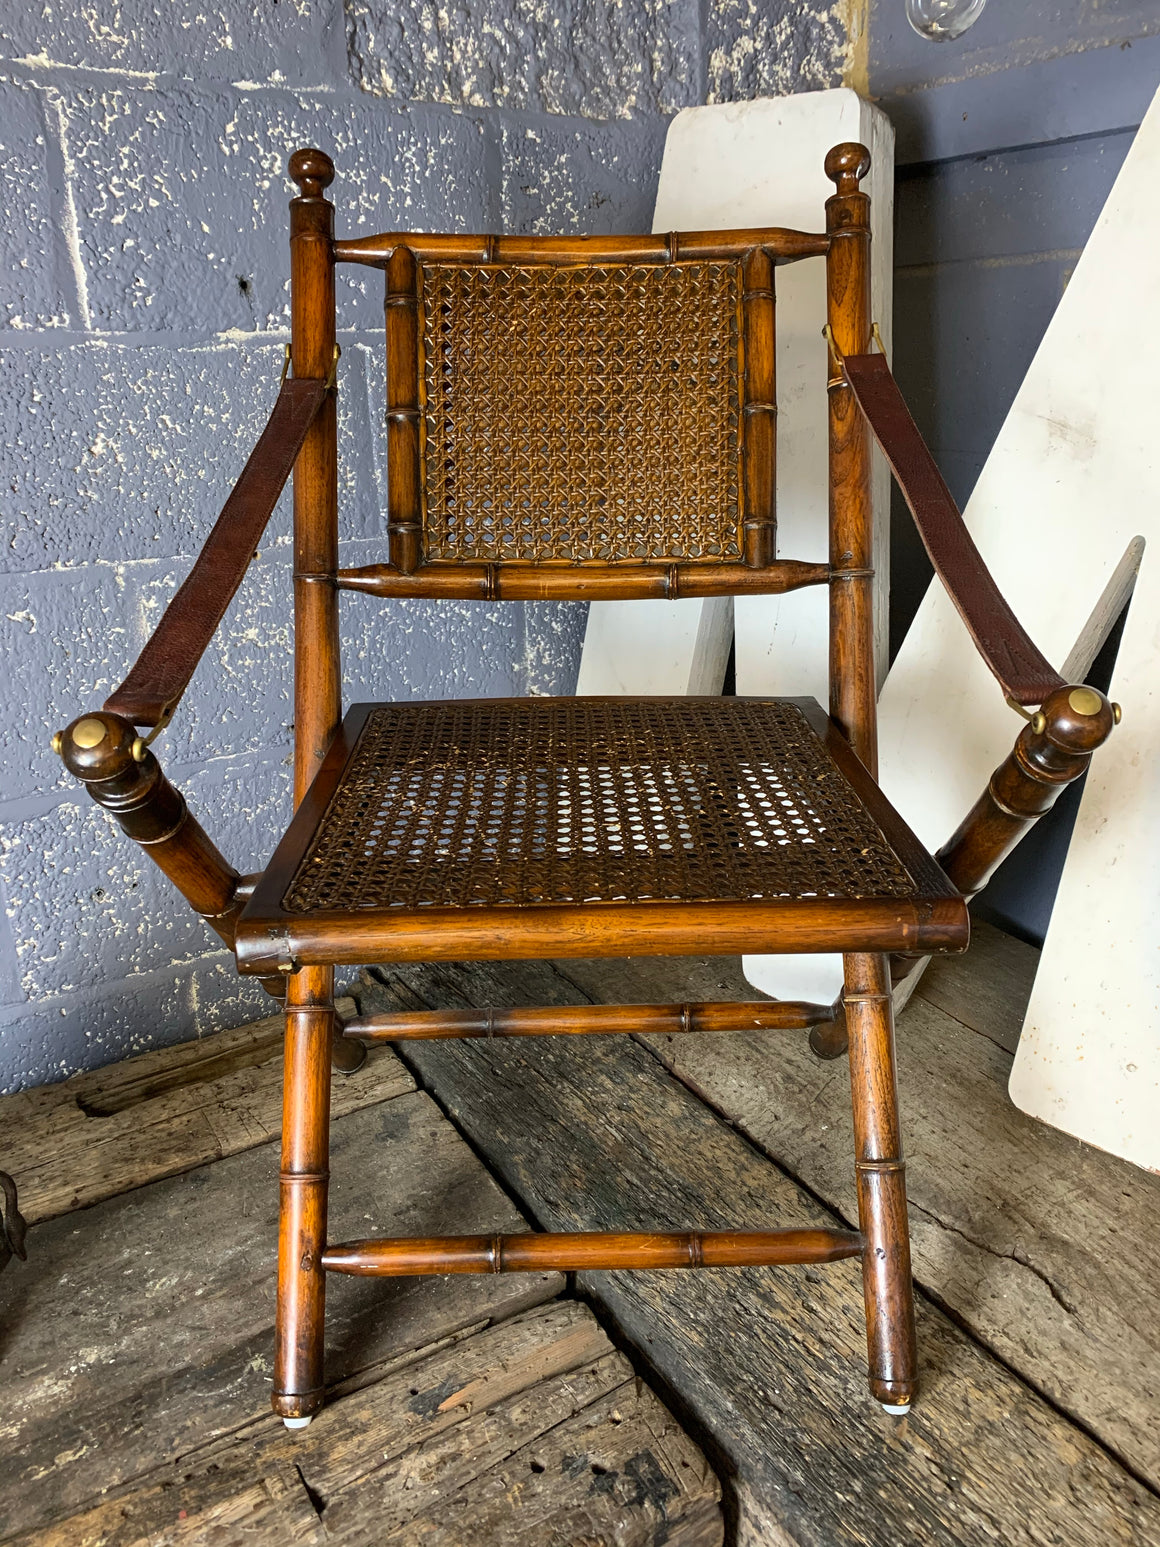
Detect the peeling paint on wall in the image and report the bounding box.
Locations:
[345,0,701,119]
[706,0,848,102]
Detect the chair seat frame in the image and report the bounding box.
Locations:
[54,142,1119,1427]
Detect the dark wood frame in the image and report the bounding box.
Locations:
[53,142,1120,1430]
[334,227,808,596]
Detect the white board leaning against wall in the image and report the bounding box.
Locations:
[577,87,1158,1172]
[872,92,1160,1174]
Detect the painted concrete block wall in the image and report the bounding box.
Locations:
[868,1,1159,942]
[1,0,855,1091]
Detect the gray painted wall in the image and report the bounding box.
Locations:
[0,1,851,1091]
[868,1,1159,943]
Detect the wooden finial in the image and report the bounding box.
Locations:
[289,147,335,199]
[824,142,871,196]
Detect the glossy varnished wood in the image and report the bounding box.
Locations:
[385,243,422,575]
[843,951,917,1408]
[322,1228,864,1276]
[890,683,1117,1001]
[331,557,830,601]
[938,684,1116,898]
[274,146,343,1426]
[52,140,994,1428]
[344,998,835,1041]
[741,246,777,567]
[333,228,831,268]
[244,897,966,972]
[825,144,876,773]
[57,711,244,952]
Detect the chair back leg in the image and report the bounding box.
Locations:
[273,973,336,1426]
[844,952,918,1409]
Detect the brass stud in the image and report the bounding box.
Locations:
[72,716,107,749]
[1112,702,1123,724]
[1030,711,1047,735]
[131,738,148,763]
[1068,686,1103,717]
[51,731,63,755]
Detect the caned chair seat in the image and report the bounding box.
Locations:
[235,696,965,970]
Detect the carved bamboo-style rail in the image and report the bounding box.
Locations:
[329,559,831,602]
[236,894,968,974]
[53,711,290,1001]
[810,681,1121,1060]
[333,228,831,269]
[56,711,246,951]
[938,682,1118,898]
[889,681,1120,995]
[321,1228,865,1276]
[344,999,835,1043]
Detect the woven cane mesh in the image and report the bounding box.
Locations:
[284,700,916,913]
[420,261,744,564]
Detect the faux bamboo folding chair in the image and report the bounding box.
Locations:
[55,143,1119,1427]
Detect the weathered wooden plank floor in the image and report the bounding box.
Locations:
[0,1008,722,1544]
[364,922,1160,1547]
[565,923,1160,1482]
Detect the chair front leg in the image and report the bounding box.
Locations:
[273,969,335,1427]
[843,952,917,1413]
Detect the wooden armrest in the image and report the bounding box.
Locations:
[104,376,329,728]
[843,351,1064,707]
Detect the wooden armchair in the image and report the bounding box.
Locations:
[54,143,1118,1427]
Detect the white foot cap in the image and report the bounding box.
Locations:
[881,1402,911,1417]
[283,1415,313,1430]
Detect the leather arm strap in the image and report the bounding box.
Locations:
[105,377,328,728]
[843,351,1064,706]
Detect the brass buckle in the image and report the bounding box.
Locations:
[279,341,339,390]
[1005,696,1047,735]
[822,321,886,371]
[130,703,176,763]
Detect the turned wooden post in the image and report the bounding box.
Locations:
[940,683,1117,896]
[741,245,777,569]
[824,145,918,1409]
[825,142,875,773]
[813,684,1121,1057]
[891,683,1119,996]
[385,244,423,575]
[813,144,876,1067]
[844,951,917,1410]
[321,1228,865,1276]
[56,711,244,949]
[273,145,355,1432]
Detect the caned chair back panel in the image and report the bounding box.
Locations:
[380,236,779,579]
[330,186,870,754]
[420,260,744,566]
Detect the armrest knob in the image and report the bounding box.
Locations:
[936,682,1118,904]
[1035,683,1117,758]
[56,711,138,783]
[55,710,244,948]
